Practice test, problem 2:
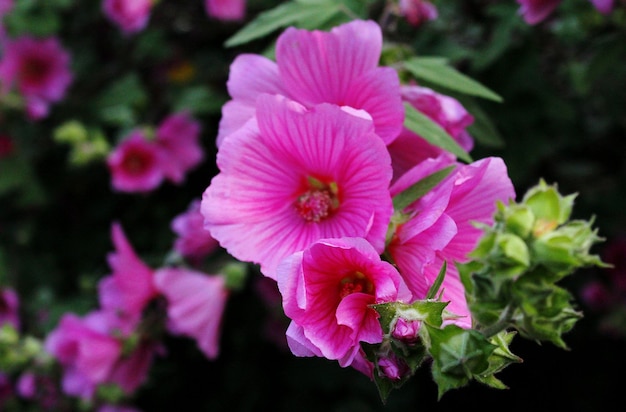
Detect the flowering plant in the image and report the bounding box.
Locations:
[1,0,624,410]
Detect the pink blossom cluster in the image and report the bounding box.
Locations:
[0,36,72,120]
[201,20,516,379]
[398,0,438,27]
[44,222,229,402]
[517,0,615,24]
[106,112,204,193]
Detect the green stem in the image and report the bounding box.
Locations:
[480,303,516,339]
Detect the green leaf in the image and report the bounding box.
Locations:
[224,0,341,48]
[404,57,503,103]
[392,164,455,212]
[172,86,227,115]
[403,103,472,163]
[426,261,447,300]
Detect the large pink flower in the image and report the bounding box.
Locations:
[106,130,166,193]
[171,199,219,263]
[516,0,562,24]
[98,222,158,320]
[0,288,19,330]
[0,36,72,120]
[202,94,394,279]
[155,111,204,185]
[277,237,411,368]
[102,0,153,35]
[387,85,474,182]
[217,19,403,147]
[153,268,229,360]
[205,0,245,21]
[387,156,515,327]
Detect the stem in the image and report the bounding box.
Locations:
[480,303,516,339]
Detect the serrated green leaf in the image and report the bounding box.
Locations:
[404,57,503,102]
[403,103,472,163]
[392,164,455,211]
[224,0,341,48]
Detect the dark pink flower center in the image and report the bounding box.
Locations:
[295,177,339,222]
[339,271,374,299]
[122,149,153,175]
[20,56,51,86]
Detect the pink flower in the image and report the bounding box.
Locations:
[102,0,153,35]
[153,268,229,360]
[44,310,134,399]
[98,222,158,320]
[387,85,474,182]
[217,19,403,147]
[0,36,72,120]
[155,112,204,185]
[0,0,13,18]
[171,199,219,263]
[202,94,394,279]
[106,130,166,193]
[277,237,410,370]
[205,0,245,21]
[589,0,614,14]
[388,156,515,327]
[0,287,19,330]
[398,0,438,27]
[516,0,562,24]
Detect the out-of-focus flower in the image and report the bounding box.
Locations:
[153,268,229,360]
[44,310,150,400]
[217,19,403,147]
[589,0,614,14]
[388,156,515,328]
[0,0,13,18]
[106,130,165,193]
[98,223,158,321]
[398,0,438,27]
[0,288,19,330]
[516,0,562,25]
[154,112,204,185]
[202,94,394,279]
[102,0,153,35]
[277,237,411,374]
[171,199,219,263]
[387,85,474,182]
[204,0,245,21]
[0,36,72,120]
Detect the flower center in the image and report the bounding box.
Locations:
[339,271,374,299]
[20,56,50,86]
[295,177,339,222]
[123,150,152,175]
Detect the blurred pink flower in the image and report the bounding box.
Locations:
[98,222,158,320]
[153,267,229,360]
[387,85,474,182]
[217,19,403,147]
[155,112,204,185]
[102,0,153,35]
[516,0,562,24]
[0,36,72,120]
[44,310,145,399]
[0,287,19,330]
[202,94,394,279]
[277,237,411,370]
[106,130,166,193]
[205,0,245,21]
[171,199,219,263]
[0,0,13,18]
[398,0,438,26]
[589,0,614,14]
[388,156,515,328]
